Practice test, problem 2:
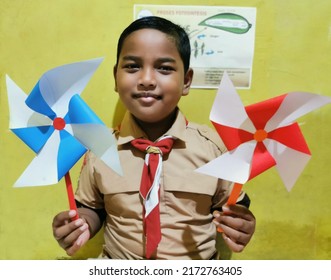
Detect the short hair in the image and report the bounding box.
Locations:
[115,16,191,73]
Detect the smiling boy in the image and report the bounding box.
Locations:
[52,16,255,260]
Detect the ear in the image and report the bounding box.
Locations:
[182,68,194,96]
[113,65,118,92]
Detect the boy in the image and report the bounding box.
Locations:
[52,16,255,260]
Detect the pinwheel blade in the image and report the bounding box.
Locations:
[26,57,104,117]
[57,130,87,180]
[211,72,256,132]
[14,132,60,187]
[6,75,52,129]
[70,123,122,176]
[196,141,257,183]
[66,94,103,124]
[66,94,123,175]
[6,75,53,153]
[265,92,331,131]
[12,126,54,154]
[264,139,311,191]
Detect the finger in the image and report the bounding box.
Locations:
[218,213,255,234]
[53,215,83,240]
[219,206,255,234]
[221,233,245,253]
[220,222,252,246]
[53,214,85,241]
[57,221,88,249]
[222,205,255,222]
[213,207,256,247]
[66,229,90,256]
[52,210,77,228]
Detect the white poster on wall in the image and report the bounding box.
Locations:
[134,5,256,89]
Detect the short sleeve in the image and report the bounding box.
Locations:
[75,152,105,210]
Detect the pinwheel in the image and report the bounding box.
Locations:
[6,58,122,218]
[196,72,331,206]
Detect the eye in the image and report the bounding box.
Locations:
[123,63,140,72]
[158,65,175,74]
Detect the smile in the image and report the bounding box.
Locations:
[132,92,162,100]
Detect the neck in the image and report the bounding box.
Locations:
[134,110,177,142]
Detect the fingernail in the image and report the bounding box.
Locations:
[213,212,220,218]
[222,205,230,213]
[74,219,83,227]
[69,210,77,217]
[79,223,88,231]
[76,236,83,246]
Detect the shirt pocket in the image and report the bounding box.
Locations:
[93,163,142,218]
[163,168,218,195]
[161,169,219,217]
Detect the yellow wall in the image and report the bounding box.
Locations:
[0,0,330,259]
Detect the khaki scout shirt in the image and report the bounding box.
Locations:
[76,109,241,259]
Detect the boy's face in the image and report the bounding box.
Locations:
[114,28,193,123]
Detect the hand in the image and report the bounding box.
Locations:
[52,210,90,256]
[213,204,256,252]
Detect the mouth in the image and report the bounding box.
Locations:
[132,92,162,100]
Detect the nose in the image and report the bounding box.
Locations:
[138,68,156,89]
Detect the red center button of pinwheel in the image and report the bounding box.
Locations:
[254,129,268,142]
[53,117,66,130]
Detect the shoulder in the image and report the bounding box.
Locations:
[186,122,227,154]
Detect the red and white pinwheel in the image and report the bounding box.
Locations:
[196,72,331,205]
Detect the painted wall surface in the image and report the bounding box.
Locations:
[0,0,330,260]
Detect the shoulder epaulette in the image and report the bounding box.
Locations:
[188,122,227,153]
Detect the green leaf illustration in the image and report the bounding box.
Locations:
[199,13,252,34]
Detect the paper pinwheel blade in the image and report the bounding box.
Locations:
[7,58,122,187]
[196,72,331,191]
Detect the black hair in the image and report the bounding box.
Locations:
[115,16,191,73]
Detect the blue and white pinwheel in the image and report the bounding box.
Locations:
[6,58,122,187]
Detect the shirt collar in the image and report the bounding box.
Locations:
[117,108,188,145]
